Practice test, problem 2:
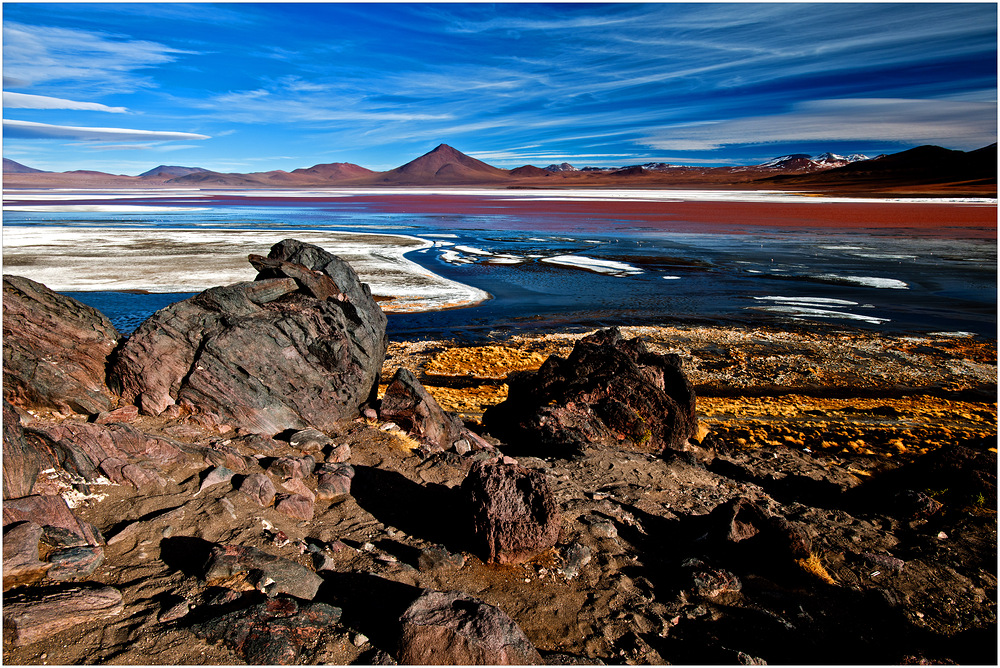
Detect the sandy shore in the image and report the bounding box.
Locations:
[1,227,489,313]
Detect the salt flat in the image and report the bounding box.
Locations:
[1,226,490,312]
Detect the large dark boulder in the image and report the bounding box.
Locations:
[462,458,560,564]
[109,240,388,434]
[483,327,696,456]
[3,275,120,414]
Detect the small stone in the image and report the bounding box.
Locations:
[418,545,466,572]
[275,494,314,521]
[267,456,315,480]
[239,473,277,508]
[325,443,352,463]
[289,428,331,453]
[590,520,618,540]
[560,543,592,579]
[204,544,323,601]
[197,466,236,495]
[94,405,140,425]
[937,531,949,540]
[353,633,369,647]
[453,439,472,455]
[363,408,378,421]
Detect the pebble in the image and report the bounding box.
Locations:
[352,633,369,647]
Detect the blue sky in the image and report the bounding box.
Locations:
[3,3,996,174]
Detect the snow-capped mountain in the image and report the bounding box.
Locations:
[759,153,870,170]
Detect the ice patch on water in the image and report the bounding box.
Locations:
[754,296,859,307]
[749,305,890,325]
[812,274,909,289]
[541,255,642,276]
[4,205,209,213]
[928,331,976,337]
[663,276,682,280]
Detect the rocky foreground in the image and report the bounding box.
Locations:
[2,240,996,665]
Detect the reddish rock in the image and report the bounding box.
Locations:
[239,473,277,507]
[325,443,352,463]
[397,590,542,665]
[268,455,315,479]
[3,583,124,648]
[3,399,49,499]
[462,459,560,564]
[94,404,139,425]
[3,494,101,547]
[316,463,354,500]
[2,275,120,415]
[483,327,697,456]
[109,239,387,434]
[275,494,315,520]
[249,255,343,301]
[281,476,316,502]
[46,545,105,580]
[3,521,50,590]
[288,428,331,453]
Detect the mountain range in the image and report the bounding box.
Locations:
[3,143,996,195]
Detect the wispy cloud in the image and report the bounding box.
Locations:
[4,119,210,142]
[3,91,128,113]
[2,21,194,93]
[641,97,998,151]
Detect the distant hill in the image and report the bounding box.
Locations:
[291,162,375,181]
[139,165,212,179]
[3,158,48,174]
[762,144,997,188]
[3,144,994,195]
[375,144,509,184]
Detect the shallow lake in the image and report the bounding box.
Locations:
[3,189,996,339]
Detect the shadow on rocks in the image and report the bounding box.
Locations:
[159,536,216,578]
[350,465,470,553]
[318,571,421,655]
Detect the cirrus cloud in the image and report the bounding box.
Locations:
[4,119,210,142]
[3,91,128,113]
[641,97,998,151]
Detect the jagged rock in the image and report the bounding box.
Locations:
[397,590,543,665]
[109,239,388,434]
[94,405,139,425]
[462,458,560,564]
[2,275,120,415]
[197,466,236,495]
[316,463,354,500]
[268,455,315,479]
[708,497,811,559]
[192,596,342,665]
[240,473,277,507]
[3,583,124,647]
[3,494,102,547]
[289,428,331,452]
[203,544,323,600]
[281,476,316,502]
[559,543,591,579]
[275,493,315,520]
[24,420,184,487]
[483,327,696,456]
[380,368,466,452]
[158,598,190,623]
[46,545,105,580]
[3,521,50,590]
[3,399,47,499]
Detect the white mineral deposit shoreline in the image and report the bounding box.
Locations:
[1,226,490,313]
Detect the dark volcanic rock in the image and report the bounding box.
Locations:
[462,459,560,564]
[192,596,342,665]
[203,544,323,600]
[2,275,120,414]
[109,239,387,435]
[483,327,696,456]
[379,367,467,452]
[397,589,543,665]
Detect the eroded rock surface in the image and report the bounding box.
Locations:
[3,275,120,415]
[109,239,387,434]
